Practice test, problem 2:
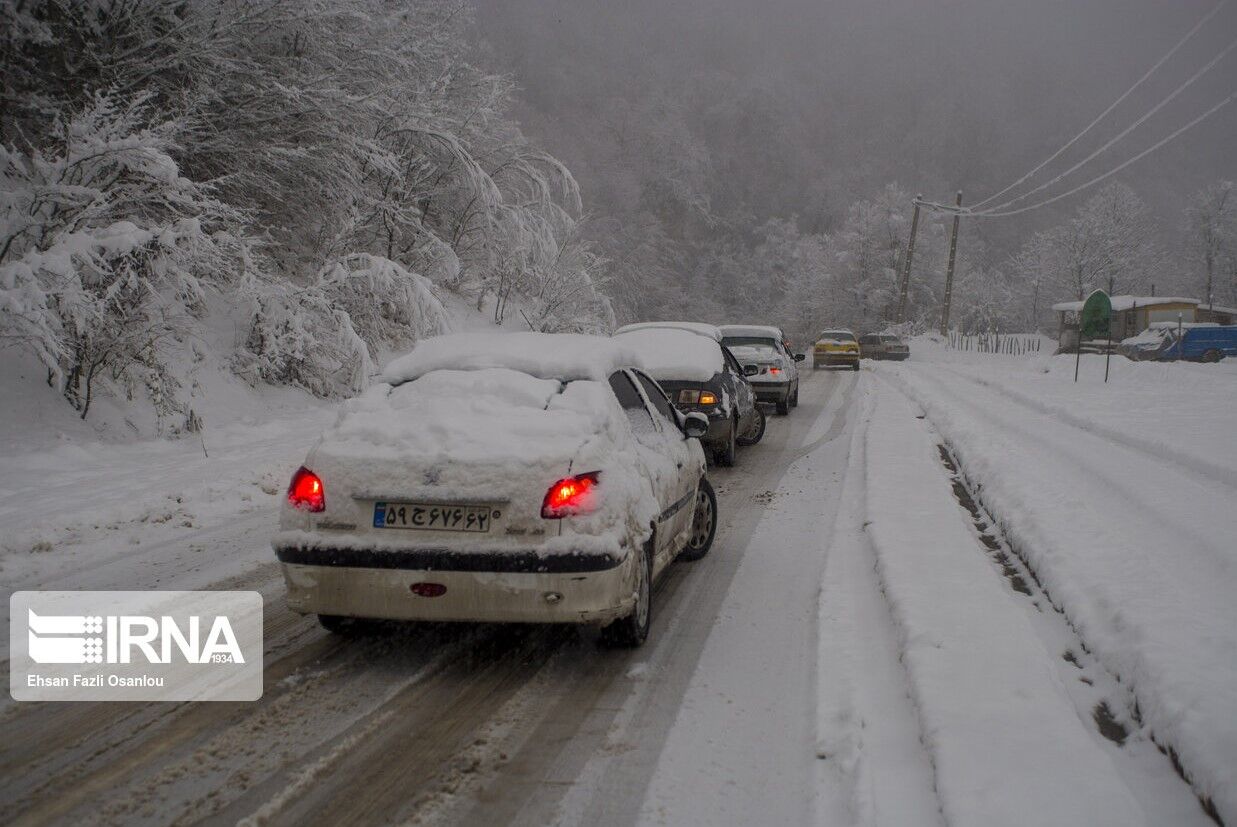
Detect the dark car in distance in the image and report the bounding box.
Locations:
[858,333,910,361]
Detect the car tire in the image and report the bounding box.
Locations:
[851,362,860,372]
[318,614,367,635]
[679,477,717,562]
[775,396,789,416]
[714,419,737,467]
[790,383,799,408]
[1202,348,1223,363]
[601,537,653,647]
[736,405,766,446]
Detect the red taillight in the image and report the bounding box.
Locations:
[287,466,325,512]
[410,582,447,597]
[768,367,781,375]
[542,471,601,519]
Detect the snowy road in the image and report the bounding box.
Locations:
[3,370,861,826]
[1,360,1223,826]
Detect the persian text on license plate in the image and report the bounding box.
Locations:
[373,502,495,532]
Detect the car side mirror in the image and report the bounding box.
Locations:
[681,411,710,440]
[793,353,806,362]
[742,364,759,377]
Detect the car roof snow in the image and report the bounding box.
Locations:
[383,332,645,385]
[613,321,723,342]
[719,324,784,340]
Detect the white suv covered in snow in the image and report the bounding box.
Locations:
[272,332,718,646]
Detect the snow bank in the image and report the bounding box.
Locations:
[612,327,723,382]
[880,348,1237,823]
[909,336,1237,487]
[862,382,1145,827]
[383,331,643,384]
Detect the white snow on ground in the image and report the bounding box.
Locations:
[861,380,1144,827]
[877,337,1237,824]
[636,372,861,826]
[0,365,335,596]
[815,382,944,827]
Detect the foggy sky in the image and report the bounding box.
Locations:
[473,0,1236,250]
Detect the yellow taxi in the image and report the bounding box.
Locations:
[813,329,860,370]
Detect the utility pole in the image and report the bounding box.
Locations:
[939,190,963,335]
[896,195,922,324]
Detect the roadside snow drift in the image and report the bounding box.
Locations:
[878,338,1237,823]
[861,383,1144,827]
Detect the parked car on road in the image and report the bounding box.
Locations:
[858,333,910,361]
[614,323,765,466]
[273,332,718,647]
[1120,323,1237,362]
[719,324,805,415]
[814,329,861,370]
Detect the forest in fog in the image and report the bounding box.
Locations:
[2,0,1234,426]
[473,0,1237,338]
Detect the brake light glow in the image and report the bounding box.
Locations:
[287,466,325,512]
[768,367,781,376]
[542,471,601,519]
[677,389,717,406]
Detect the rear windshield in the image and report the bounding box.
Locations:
[722,336,778,348]
[820,331,855,342]
[728,343,779,359]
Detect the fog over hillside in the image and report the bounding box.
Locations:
[473,0,1237,325]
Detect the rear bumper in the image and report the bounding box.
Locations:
[751,381,791,403]
[274,545,637,624]
[814,352,859,365]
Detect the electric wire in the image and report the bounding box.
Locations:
[969,0,1228,210]
[968,90,1235,218]
[974,32,1237,215]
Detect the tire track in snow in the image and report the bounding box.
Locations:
[875,365,1235,825]
[442,370,858,826]
[815,379,945,827]
[5,372,860,827]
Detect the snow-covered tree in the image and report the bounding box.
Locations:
[2,0,612,420]
[0,92,246,420]
[1186,181,1236,307]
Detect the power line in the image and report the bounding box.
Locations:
[974,31,1237,215]
[969,0,1229,211]
[968,90,1236,218]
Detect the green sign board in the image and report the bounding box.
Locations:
[1080,289,1112,339]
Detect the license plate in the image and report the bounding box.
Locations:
[372,501,494,532]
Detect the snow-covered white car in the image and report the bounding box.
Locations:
[719,324,805,415]
[273,332,718,647]
[613,323,765,466]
